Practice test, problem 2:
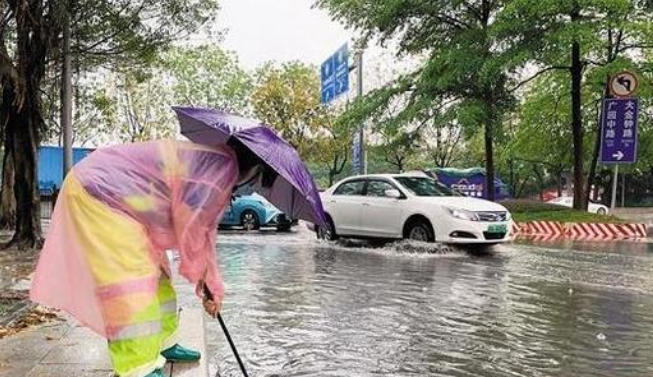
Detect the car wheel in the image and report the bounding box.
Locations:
[317,217,338,241]
[597,207,607,215]
[241,210,260,231]
[404,220,434,243]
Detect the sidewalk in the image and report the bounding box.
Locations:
[0,308,209,377]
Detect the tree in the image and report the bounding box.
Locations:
[251,61,323,157]
[312,111,354,186]
[498,0,653,209]
[506,73,574,197]
[316,0,516,201]
[0,0,216,248]
[161,46,253,116]
[105,69,177,143]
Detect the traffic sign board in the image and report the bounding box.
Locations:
[600,98,638,164]
[321,44,349,104]
[609,71,638,97]
[352,132,362,174]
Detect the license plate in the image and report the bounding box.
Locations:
[487,224,507,233]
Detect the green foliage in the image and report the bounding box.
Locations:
[503,200,625,224]
[502,199,571,213]
[316,0,519,198]
[90,68,176,143]
[70,0,220,69]
[161,46,253,115]
[251,61,323,156]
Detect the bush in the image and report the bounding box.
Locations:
[500,199,570,213]
[500,199,625,224]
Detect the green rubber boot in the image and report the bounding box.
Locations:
[144,369,164,377]
[161,344,201,363]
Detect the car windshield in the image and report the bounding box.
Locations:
[395,177,456,197]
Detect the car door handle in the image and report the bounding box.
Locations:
[362,202,370,206]
[329,199,337,203]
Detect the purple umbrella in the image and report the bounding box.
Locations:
[173,106,326,227]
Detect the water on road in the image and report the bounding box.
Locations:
[191,230,653,377]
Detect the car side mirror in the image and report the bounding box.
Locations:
[385,189,402,199]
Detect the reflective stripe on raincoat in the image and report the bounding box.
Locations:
[30,140,238,338]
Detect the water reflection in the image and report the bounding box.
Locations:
[202,232,653,377]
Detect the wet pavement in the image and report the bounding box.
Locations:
[201,228,653,377]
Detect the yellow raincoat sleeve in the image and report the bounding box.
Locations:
[164,142,239,303]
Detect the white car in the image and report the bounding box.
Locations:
[547,196,609,215]
[317,174,512,244]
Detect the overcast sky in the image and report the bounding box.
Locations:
[216,0,352,70]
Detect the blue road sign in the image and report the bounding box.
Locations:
[600,98,638,164]
[321,44,349,104]
[352,132,362,174]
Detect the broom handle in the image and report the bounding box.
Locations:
[204,285,250,377]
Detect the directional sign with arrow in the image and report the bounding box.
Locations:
[600,98,638,164]
[321,44,349,104]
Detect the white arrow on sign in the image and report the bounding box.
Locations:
[612,151,624,160]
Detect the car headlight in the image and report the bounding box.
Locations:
[258,200,272,208]
[505,211,512,221]
[446,207,480,221]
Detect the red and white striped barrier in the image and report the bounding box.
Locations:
[512,221,648,240]
[510,222,521,238]
[565,222,647,239]
[520,221,564,236]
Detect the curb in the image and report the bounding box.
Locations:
[512,221,648,240]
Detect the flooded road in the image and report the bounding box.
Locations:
[188,230,653,377]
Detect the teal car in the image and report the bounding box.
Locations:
[219,193,294,232]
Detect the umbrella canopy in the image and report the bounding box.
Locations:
[173,106,327,227]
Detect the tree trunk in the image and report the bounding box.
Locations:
[0,82,16,230]
[0,148,16,230]
[533,165,544,201]
[509,158,515,197]
[586,80,610,208]
[6,92,43,249]
[328,153,347,187]
[556,169,563,197]
[3,0,50,250]
[570,6,586,210]
[484,117,495,201]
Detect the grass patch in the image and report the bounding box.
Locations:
[502,199,625,224]
[511,211,625,224]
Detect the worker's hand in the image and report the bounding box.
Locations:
[199,282,222,318]
[202,297,222,318]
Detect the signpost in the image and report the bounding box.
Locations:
[321,43,366,175]
[601,71,639,210]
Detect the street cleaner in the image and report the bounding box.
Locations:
[30,139,266,377]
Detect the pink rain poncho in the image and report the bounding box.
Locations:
[31,140,238,338]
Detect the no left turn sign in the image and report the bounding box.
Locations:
[609,71,639,97]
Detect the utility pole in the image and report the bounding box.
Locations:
[356,52,366,175]
[61,0,73,178]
